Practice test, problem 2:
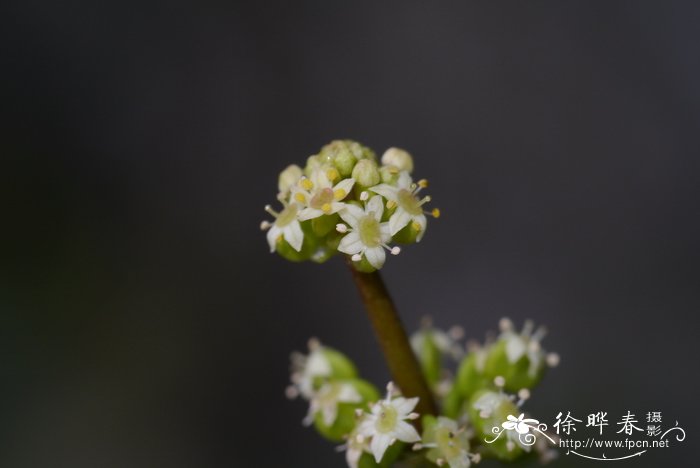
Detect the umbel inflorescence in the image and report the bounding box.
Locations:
[262,140,561,467]
[261,140,438,271]
[287,320,560,467]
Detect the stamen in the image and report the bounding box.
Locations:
[360,191,369,201]
[294,192,306,204]
[494,376,506,388]
[448,325,465,340]
[431,208,441,218]
[470,453,482,464]
[418,179,429,188]
[386,199,397,209]
[436,458,445,466]
[411,221,423,231]
[260,220,272,230]
[517,388,531,406]
[334,188,346,200]
[300,178,314,191]
[285,385,299,399]
[407,412,419,420]
[351,254,362,262]
[546,352,560,367]
[264,205,279,217]
[386,381,395,399]
[336,224,348,233]
[307,337,321,350]
[326,168,339,181]
[390,246,401,255]
[499,317,514,332]
[321,203,332,213]
[418,195,431,206]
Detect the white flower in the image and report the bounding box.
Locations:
[288,339,332,400]
[291,166,355,221]
[416,417,476,468]
[304,381,362,426]
[260,201,304,252]
[357,382,421,463]
[369,171,438,241]
[498,318,558,377]
[336,195,400,269]
[337,430,370,468]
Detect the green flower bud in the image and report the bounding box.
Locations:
[352,159,381,188]
[482,319,557,392]
[278,164,303,193]
[312,378,380,442]
[379,165,400,185]
[381,147,414,173]
[455,346,490,400]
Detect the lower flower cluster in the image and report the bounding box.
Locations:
[287,320,560,467]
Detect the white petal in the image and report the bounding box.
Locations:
[339,204,365,227]
[380,223,391,237]
[333,178,355,196]
[364,246,386,269]
[266,226,280,252]
[505,336,527,363]
[322,404,338,426]
[397,171,412,189]
[388,208,412,235]
[283,221,304,252]
[414,214,427,242]
[393,421,421,443]
[370,433,393,463]
[338,232,364,255]
[346,447,362,468]
[337,385,362,403]
[298,207,324,221]
[367,195,384,220]
[369,183,398,200]
[447,453,471,468]
[357,417,377,437]
[392,397,419,415]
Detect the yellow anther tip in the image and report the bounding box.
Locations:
[294,193,306,203]
[418,179,429,188]
[432,208,441,218]
[301,179,314,190]
[412,221,422,231]
[386,200,397,209]
[327,169,339,180]
[334,189,346,200]
[322,203,332,213]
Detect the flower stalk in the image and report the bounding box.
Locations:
[346,257,438,421]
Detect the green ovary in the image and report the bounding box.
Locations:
[435,427,463,460]
[310,188,334,210]
[358,215,381,248]
[397,189,422,215]
[376,404,398,433]
[276,204,299,227]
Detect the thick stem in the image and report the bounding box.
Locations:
[346,259,438,419]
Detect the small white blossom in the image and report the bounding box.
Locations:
[261,201,304,252]
[357,383,421,463]
[369,171,438,241]
[415,417,475,468]
[336,195,400,269]
[337,430,370,468]
[288,339,332,400]
[304,381,362,426]
[498,318,557,377]
[291,166,355,221]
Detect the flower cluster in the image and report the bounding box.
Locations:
[288,319,559,467]
[261,140,439,270]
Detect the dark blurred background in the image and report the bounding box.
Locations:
[2,1,698,467]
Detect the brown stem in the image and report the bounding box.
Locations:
[346,258,438,419]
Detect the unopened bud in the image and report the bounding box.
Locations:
[381,147,414,173]
[278,164,303,193]
[352,159,380,187]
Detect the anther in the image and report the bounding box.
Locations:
[360,191,369,201]
[260,220,272,230]
[336,224,348,233]
[351,254,362,262]
[390,246,401,255]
